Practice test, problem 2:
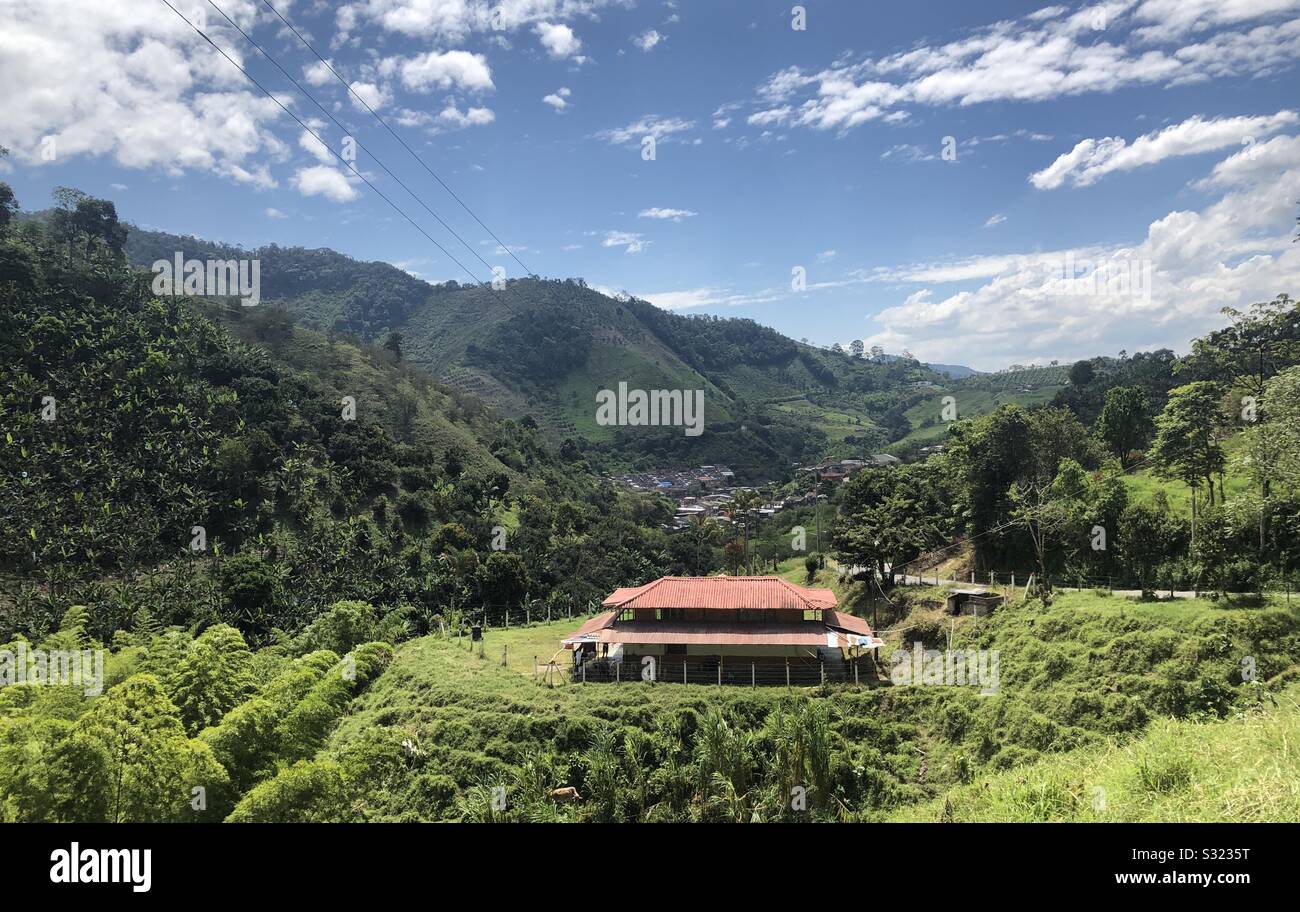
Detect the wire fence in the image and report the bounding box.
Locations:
[449,601,595,632]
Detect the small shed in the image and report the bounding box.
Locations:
[946,588,1003,616]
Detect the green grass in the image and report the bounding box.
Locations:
[899,385,1063,445]
[890,689,1300,821]
[771,398,876,444]
[1121,434,1254,517]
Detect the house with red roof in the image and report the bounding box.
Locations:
[561,576,883,685]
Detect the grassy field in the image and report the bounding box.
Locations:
[771,397,877,445]
[891,688,1300,822]
[899,385,1063,445]
[1121,434,1254,516]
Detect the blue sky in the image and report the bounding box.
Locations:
[2,0,1299,369]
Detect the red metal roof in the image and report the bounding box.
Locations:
[564,610,616,641]
[597,621,831,646]
[824,610,873,636]
[600,576,837,612]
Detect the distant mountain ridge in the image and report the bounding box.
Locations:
[925,362,982,379]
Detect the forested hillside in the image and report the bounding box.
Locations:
[122,225,947,479]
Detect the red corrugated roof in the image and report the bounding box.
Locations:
[600,576,837,611]
[564,610,616,641]
[824,610,873,636]
[597,621,831,646]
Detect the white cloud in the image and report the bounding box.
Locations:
[1030,110,1299,188]
[0,0,287,187]
[298,130,335,164]
[639,286,786,310]
[983,213,1007,227]
[632,29,663,51]
[265,207,287,218]
[397,50,494,92]
[341,0,622,43]
[748,107,792,127]
[594,115,695,146]
[543,86,571,110]
[535,22,581,58]
[816,249,837,263]
[861,135,1300,369]
[638,207,696,221]
[349,80,391,111]
[602,230,649,253]
[303,59,335,87]
[291,164,359,202]
[881,143,936,163]
[437,104,495,129]
[745,3,1300,133]
[1132,0,1300,40]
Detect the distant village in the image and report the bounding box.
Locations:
[607,453,930,530]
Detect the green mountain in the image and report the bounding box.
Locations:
[124,227,946,481]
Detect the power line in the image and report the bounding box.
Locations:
[158,0,492,294]
[201,0,509,289]
[258,0,537,281]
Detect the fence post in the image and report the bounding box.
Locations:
[786,657,790,689]
[1011,573,1016,588]
[854,661,859,686]
[582,661,586,685]
[970,571,975,584]
[751,663,756,688]
[820,661,825,687]
[526,605,530,625]
[616,661,620,683]
[502,645,507,668]
[717,661,722,687]
[683,662,687,685]
[533,656,537,683]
